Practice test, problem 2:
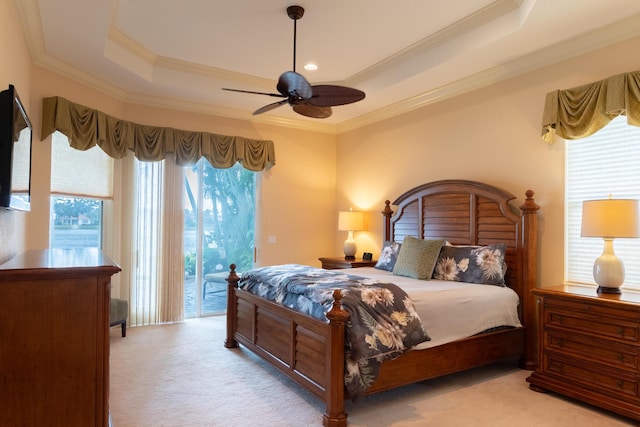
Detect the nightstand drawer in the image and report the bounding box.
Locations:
[545,304,640,343]
[545,296,640,322]
[543,353,639,399]
[546,330,639,371]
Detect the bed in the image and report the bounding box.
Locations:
[225,179,540,427]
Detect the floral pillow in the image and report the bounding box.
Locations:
[432,243,507,286]
[374,241,402,272]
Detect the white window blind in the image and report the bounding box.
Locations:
[130,159,164,326]
[11,126,31,192]
[51,131,114,199]
[566,115,640,288]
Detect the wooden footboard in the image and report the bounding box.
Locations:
[225,180,540,427]
[225,265,349,426]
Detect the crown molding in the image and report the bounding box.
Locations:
[16,0,640,136]
[337,12,640,133]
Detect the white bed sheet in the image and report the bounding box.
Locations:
[351,267,522,350]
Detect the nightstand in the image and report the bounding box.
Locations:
[318,257,376,270]
[527,284,640,422]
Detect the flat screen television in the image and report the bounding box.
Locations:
[0,84,32,211]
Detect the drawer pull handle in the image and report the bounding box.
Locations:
[617,380,625,389]
[617,353,625,362]
[584,305,591,311]
[556,338,564,347]
[618,327,626,336]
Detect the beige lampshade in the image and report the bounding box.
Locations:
[338,211,364,231]
[581,198,640,238]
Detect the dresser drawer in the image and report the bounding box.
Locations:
[544,300,640,343]
[543,352,639,399]
[546,330,639,371]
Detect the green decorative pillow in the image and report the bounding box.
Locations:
[432,243,507,286]
[392,236,445,280]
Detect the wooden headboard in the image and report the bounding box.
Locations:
[382,180,539,367]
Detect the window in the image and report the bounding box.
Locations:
[566,116,640,288]
[50,197,103,249]
[49,132,112,249]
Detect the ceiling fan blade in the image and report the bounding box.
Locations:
[277,71,312,99]
[222,88,286,98]
[307,85,366,107]
[293,103,332,119]
[253,99,288,115]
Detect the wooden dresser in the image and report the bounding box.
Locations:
[527,284,640,422]
[0,249,121,427]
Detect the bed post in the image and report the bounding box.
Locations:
[225,264,240,348]
[323,290,349,427]
[382,200,394,241]
[519,190,540,370]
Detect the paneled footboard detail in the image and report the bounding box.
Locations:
[226,267,349,427]
[233,290,331,397]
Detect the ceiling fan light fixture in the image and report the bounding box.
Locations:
[304,63,318,71]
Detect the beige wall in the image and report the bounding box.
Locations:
[3,0,640,289]
[336,36,640,288]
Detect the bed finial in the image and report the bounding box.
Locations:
[519,190,540,214]
[326,290,349,322]
[227,263,240,284]
[382,200,393,218]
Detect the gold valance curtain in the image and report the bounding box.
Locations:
[41,96,276,171]
[541,70,640,143]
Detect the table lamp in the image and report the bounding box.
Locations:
[338,210,364,260]
[581,197,639,294]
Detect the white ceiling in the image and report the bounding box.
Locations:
[16,0,640,133]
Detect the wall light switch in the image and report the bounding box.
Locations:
[268,235,277,244]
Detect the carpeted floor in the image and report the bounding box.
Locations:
[109,317,635,427]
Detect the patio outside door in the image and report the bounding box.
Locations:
[183,159,256,317]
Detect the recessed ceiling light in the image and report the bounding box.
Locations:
[304,63,318,71]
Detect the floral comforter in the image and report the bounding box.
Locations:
[238,264,431,397]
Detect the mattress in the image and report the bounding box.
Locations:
[350,267,522,350]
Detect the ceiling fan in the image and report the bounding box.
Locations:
[222,5,365,119]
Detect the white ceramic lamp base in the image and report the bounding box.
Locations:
[343,231,356,260]
[593,238,625,294]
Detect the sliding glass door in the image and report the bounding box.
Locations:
[184,159,256,317]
